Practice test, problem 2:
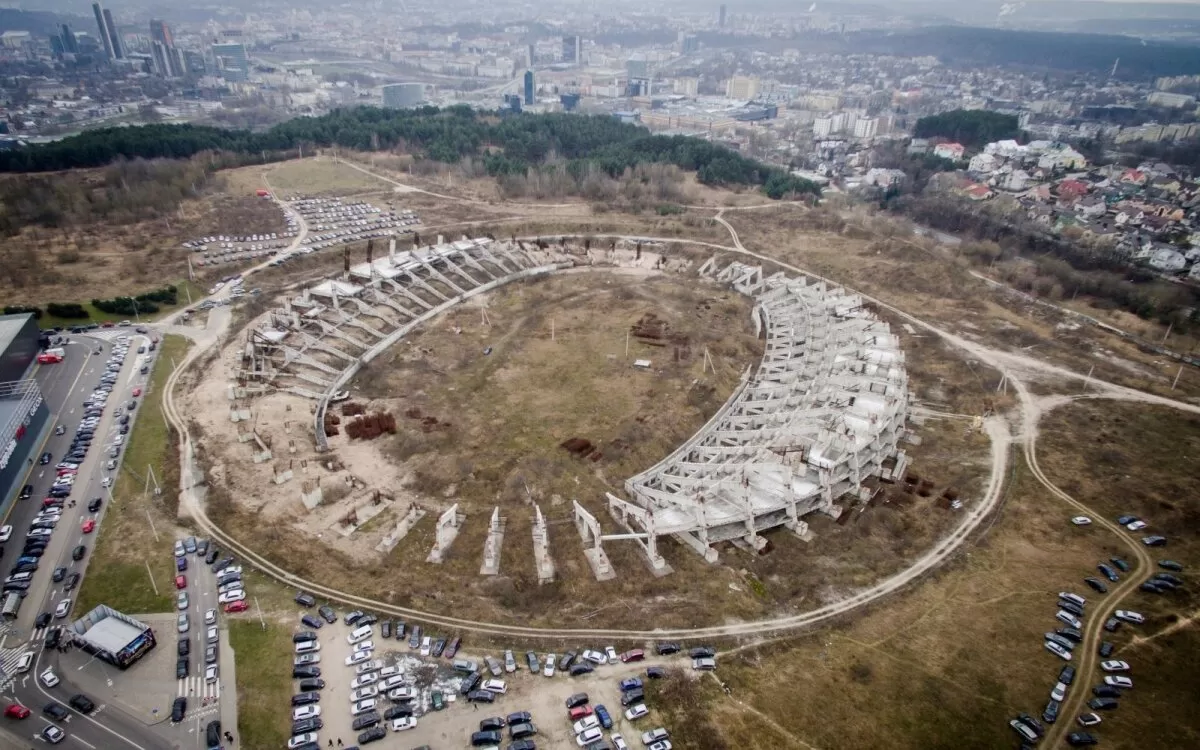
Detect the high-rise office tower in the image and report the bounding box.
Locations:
[102,8,123,58]
[212,42,249,81]
[150,19,173,47]
[719,4,727,28]
[523,70,534,106]
[92,3,114,59]
[60,24,78,54]
[561,35,581,65]
[149,20,180,75]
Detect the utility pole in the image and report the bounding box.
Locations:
[1172,364,1183,390]
[1162,322,1172,345]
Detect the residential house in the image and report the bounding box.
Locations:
[964,183,994,201]
[1001,169,1031,192]
[1056,179,1089,202]
[1038,146,1087,171]
[1075,197,1107,219]
[933,142,965,160]
[985,139,1026,158]
[968,153,999,174]
[1119,168,1148,186]
[907,138,930,155]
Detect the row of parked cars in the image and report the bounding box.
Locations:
[1011,512,1183,747]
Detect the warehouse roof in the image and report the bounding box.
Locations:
[0,313,34,355]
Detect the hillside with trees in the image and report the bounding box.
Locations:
[913,110,1021,150]
[0,106,819,200]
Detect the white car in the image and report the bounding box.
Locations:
[1101,660,1130,672]
[217,581,243,595]
[350,673,379,689]
[177,592,189,610]
[16,651,34,673]
[577,727,604,746]
[355,640,375,654]
[0,525,11,542]
[419,636,431,656]
[206,626,218,643]
[346,651,373,666]
[355,659,383,675]
[100,477,112,488]
[1104,675,1134,689]
[178,613,189,633]
[205,665,218,683]
[351,698,377,715]
[27,528,53,538]
[482,678,507,694]
[173,541,186,557]
[294,641,320,655]
[1125,520,1147,531]
[1044,641,1072,661]
[581,649,606,665]
[1115,610,1145,624]
[1050,681,1068,702]
[217,590,245,604]
[387,686,417,701]
[574,716,600,734]
[1070,516,1092,526]
[288,734,317,749]
[54,599,72,618]
[606,645,619,664]
[612,734,629,750]
[40,668,60,687]
[378,665,402,678]
[204,608,217,625]
[292,705,321,721]
[543,654,556,677]
[625,704,649,721]
[390,716,417,731]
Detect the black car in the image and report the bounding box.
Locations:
[1098,564,1120,582]
[479,717,506,732]
[39,452,52,465]
[647,666,667,679]
[43,702,69,721]
[570,663,594,677]
[1092,685,1121,698]
[432,638,447,657]
[291,692,320,706]
[1083,578,1108,593]
[19,484,33,500]
[566,693,589,709]
[358,613,378,627]
[467,690,496,704]
[72,545,86,561]
[298,678,325,692]
[178,637,190,656]
[1103,617,1122,632]
[35,612,52,628]
[384,704,414,720]
[1088,697,1119,711]
[351,711,381,730]
[621,689,644,707]
[205,548,220,565]
[318,605,337,624]
[51,567,67,583]
[557,651,577,671]
[196,539,209,556]
[689,646,716,659]
[358,726,387,745]
[1042,699,1060,724]
[1098,642,1115,658]
[1056,627,1084,643]
[176,658,189,678]
[1142,535,1167,547]
[64,572,80,591]
[507,711,533,726]
[171,697,187,722]
[1140,582,1163,594]
[87,498,102,512]
[1159,560,1184,571]
[510,741,536,750]
[301,614,323,629]
[394,620,407,639]
[206,720,223,748]
[44,628,62,649]
[1058,601,1084,617]
[471,730,503,746]
[292,631,318,644]
[1058,665,1076,685]
[291,718,323,735]
[68,694,95,714]
[1155,572,1182,586]
[460,672,482,695]
[294,592,316,608]
[655,642,681,656]
[212,556,234,572]
[292,666,321,679]
[1067,732,1098,747]
[1109,557,1130,572]
[1017,713,1044,738]
[380,620,392,639]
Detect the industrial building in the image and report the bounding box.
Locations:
[0,313,50,518]
[69,606,157,669]
[382,82,425,109]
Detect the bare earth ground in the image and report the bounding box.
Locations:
[185,246,993,631]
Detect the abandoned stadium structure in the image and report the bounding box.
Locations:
[236,237,573,451]
[578,258,910,574]
[233,237,908,577]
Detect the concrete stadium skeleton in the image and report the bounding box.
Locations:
[159,203,1200,642]
[230,236,910,577]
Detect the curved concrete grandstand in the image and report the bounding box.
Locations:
[236,237,573,450]
[593,258,909,572]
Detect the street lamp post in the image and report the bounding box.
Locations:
[126,296,140,323]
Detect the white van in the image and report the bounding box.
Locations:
[347,625,373,645]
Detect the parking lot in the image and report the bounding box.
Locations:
[286,598,690,750]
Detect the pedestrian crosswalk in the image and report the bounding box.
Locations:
[178,674,222,699]
[0,645,31,689]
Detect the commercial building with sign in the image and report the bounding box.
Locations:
[0,313,49,517]
[69,605,157,669]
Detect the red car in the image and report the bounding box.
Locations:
[174,575,187,590]
[568,705,593,721]
[224,600,249,613]
[4,704,30,719]
[619,649,645,663]
[132,387,142,397]
[81,519,96,534]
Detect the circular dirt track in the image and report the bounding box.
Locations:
[174,239,1001,634]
